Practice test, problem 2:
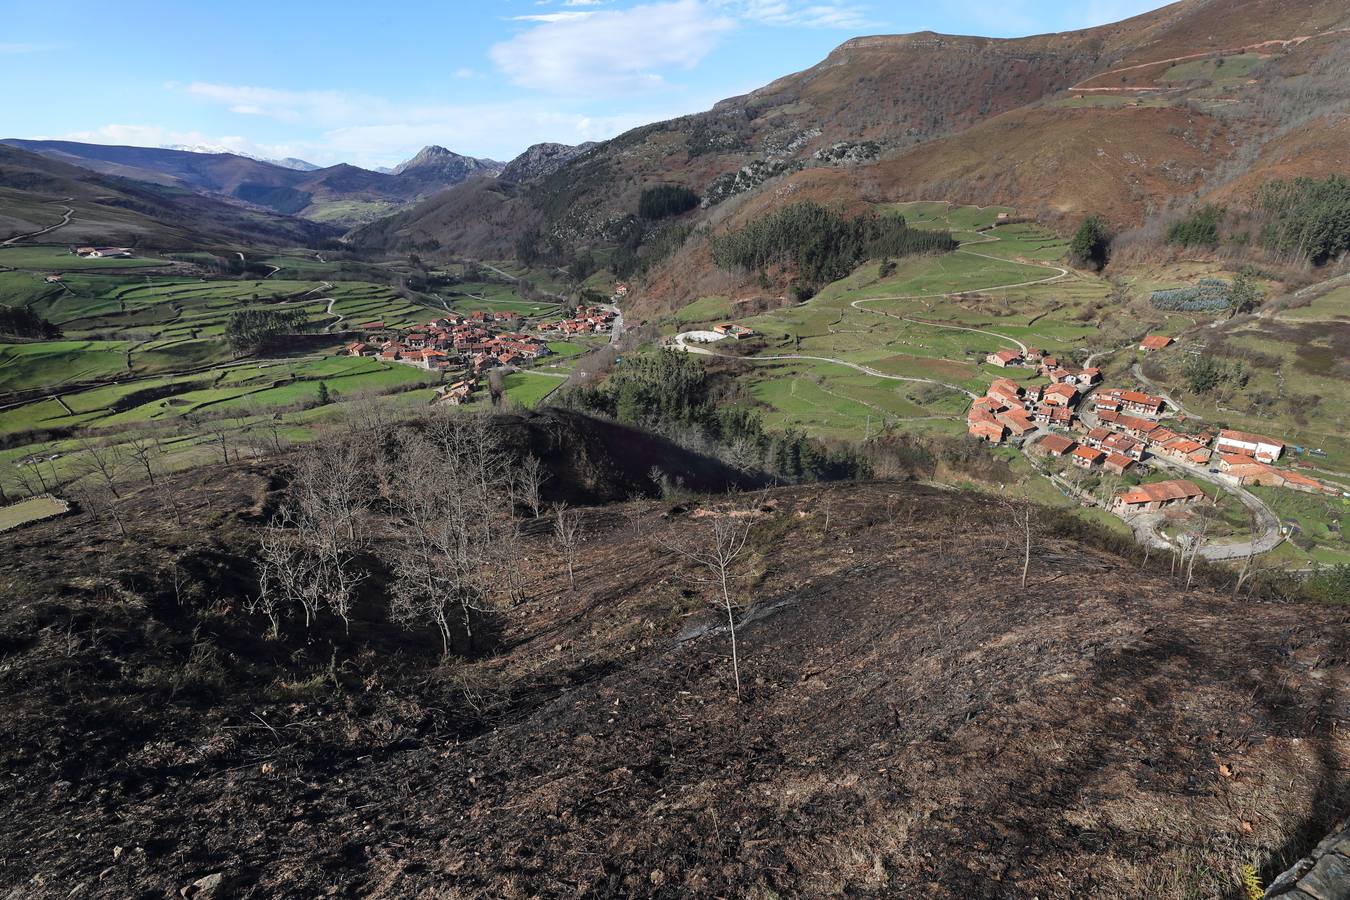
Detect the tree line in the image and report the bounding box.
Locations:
[638,184,700,220]
[0,305,61,339]
[1257,175,1350,266]
[225,308,307,355]
[563,349,865,482]
[709,201,957,290]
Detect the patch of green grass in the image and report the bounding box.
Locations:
[675,295,733,324]
[0,245,163,270]
[499,372,563,409]
[1160,53,1264,83]
[0,495,68,531]
[0,340,132,392]
[547,341,588,358]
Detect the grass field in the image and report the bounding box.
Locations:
[0,245,164,270]
[498,372,565,409]
[442,281,560,318]
[0,495,69,532]
[0,340,132,393]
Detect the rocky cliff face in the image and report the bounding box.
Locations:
[499,141,597,183]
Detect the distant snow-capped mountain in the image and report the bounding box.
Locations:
[162,145,321,171]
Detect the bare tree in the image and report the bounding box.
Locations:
[664,511,754,697]
[516,454,547,518]
[1002,497,1035,589]
[73,482,128,538]
[125,434,163,486]
[250,439,371,634]
[1233,505,1260,597]
[1184,509,1213,591]
[76,437,124,498]
[552,502,584,592]
[386,416,516,653]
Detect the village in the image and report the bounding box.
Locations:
[344,304,617,405]
[967,334,1342,535]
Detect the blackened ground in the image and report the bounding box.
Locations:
[0,470,1346,899]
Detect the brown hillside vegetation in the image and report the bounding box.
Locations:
[353,0,1350,276]
[1,465,1346,897]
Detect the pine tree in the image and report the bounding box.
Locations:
[1069,215,1110,271]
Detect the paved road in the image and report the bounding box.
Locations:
[2,200,75,246]
[1117,455,1284,560]
[1129,361,1192,417]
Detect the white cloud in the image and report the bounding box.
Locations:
[490,0,737,94]
[726,0,870,29]
[182,83,375,126]
[511,11,595,21]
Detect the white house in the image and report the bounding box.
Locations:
[1215,429,1284,462]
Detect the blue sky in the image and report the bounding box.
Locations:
[0,0,1163,168]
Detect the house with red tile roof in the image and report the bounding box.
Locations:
[1113,479,1205,511]
[987,348,1023,367]
[1041,383,1079,407]
[1104,453,1135,475]
[1216,429,1284,462]
[1036,434,1076,457]
[1071,446,1106,468]
[996,407,1037,437]
[1139,335,1174,352]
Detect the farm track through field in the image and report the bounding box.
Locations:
[1067,27,1350,93]
[2,200,75,246]
[673,222,1069,405]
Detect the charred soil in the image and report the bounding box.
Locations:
[0,471,1346,898]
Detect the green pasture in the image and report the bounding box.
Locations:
[0,245,164,270]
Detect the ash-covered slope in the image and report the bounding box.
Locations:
[0,459,1343,898]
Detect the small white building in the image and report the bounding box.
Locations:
[1215,429,1284,462]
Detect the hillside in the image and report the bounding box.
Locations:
[350,0,1350,293]
[0,144,338,249]
[0,445,1344,897]
[0,140,504,227]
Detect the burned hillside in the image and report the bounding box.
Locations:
[0,442,1346,898]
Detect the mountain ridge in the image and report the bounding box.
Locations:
[348,0,1350,306]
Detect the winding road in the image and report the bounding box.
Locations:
[671,332,978,398]
[2,200,75,246]
[667,212,1287,560]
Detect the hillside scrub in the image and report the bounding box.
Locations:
[709,201,957,288]
[1069,215,1110,270]
[224,308,306,356]
[0,304,61,339]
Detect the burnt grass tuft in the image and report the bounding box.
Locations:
[0,466,1347,898]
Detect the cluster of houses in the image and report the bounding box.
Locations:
[967,343,1340,517]
[967,348,1104,443]
[537,306,617,336]
[346,311,550,376]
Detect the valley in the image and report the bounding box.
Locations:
[2,1,1349,897]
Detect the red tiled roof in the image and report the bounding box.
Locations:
[1038,434,1076,454]
[1117,479,1204,505]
